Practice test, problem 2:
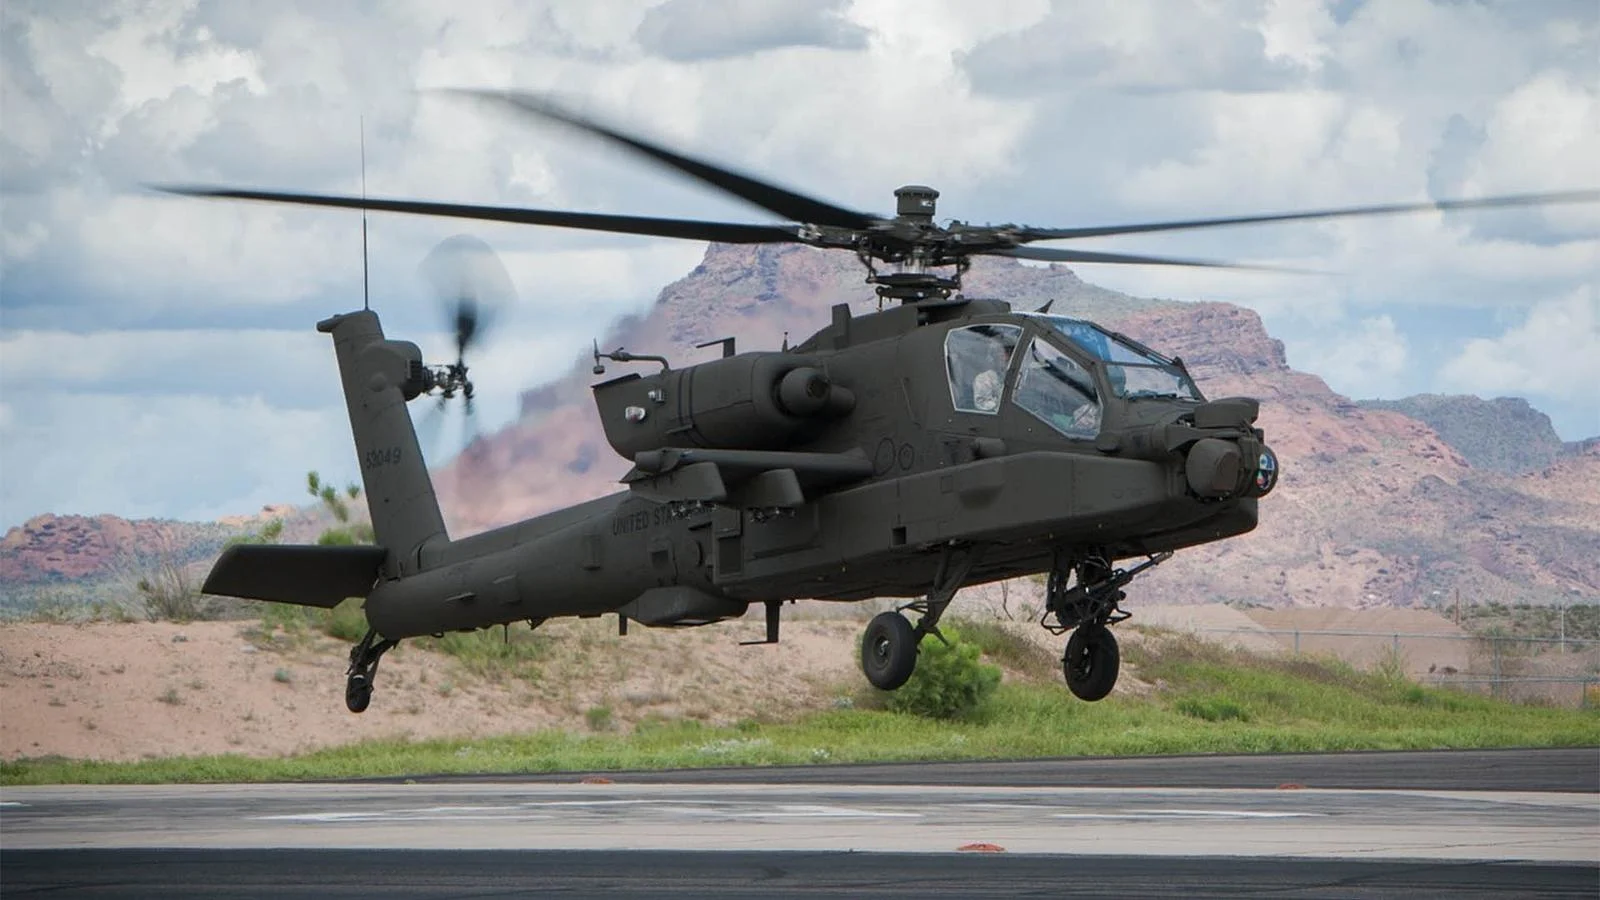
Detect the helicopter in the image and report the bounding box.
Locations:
[171,90,1599,713]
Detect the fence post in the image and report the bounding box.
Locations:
[1294,629,1300,654]
[1492,638,1503,700]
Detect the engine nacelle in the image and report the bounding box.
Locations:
[592,352,854,458]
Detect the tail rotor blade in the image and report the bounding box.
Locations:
[420,234,515,357]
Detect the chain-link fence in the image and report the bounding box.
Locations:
[1180,626,1600,708]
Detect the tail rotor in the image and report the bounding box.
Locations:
[416,234,516,447]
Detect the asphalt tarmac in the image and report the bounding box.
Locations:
[4,848,1596,898]
[3,748,1596,899]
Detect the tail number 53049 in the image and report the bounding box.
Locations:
[363,446,403,470]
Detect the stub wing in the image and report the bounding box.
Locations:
[622,448,874,507]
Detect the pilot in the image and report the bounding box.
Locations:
[1067,400,1101,435]
[973,340,1011,412]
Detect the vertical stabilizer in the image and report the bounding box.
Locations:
[318,310,447,577]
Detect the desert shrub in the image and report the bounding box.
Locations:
[416,624,550,681]
[885,626,1001,721]
[255,597,367,644]
[585,705,615,731]
[323,598,369,642]
[27,592,86,624]
[1369,646,1411,688]
[955,618,1056,676]
[136,557,209,622]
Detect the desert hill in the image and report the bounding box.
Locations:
[1356,394,1574,475]
[0,505,347,615]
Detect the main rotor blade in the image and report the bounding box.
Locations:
[1012,189,1600,242]
[990,245,1313,273]
[152,185,804,244]
[445,89,880,231]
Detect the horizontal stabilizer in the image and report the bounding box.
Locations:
[202,544,388,608]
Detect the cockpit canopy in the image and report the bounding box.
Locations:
[943,314,1202,440]
[1036,315,1201,402]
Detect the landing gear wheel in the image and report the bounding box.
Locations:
[344,629,396,715]
[1063,624,1119,701]
[861,612,919,690]
[345,673,373,714]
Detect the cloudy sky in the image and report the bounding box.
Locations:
[1,0,1596,529]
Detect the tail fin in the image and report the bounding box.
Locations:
[318,310,447,577]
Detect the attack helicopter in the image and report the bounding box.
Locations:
[172,91,1599,712]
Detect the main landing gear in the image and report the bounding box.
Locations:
[345,629,398,713]
[1043,550,1170,701]
[856,544,1168,701]
[860,544,983,691]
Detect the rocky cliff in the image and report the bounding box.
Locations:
[1357,394,1572,475]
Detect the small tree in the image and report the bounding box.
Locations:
[226,517,283,548]
[302,470,374,641]
[884,626,1001,720]
[307,470,374,544]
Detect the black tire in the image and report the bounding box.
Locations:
[861,612,919,690]
[345,674,373,714]
[1063,624,1119,701]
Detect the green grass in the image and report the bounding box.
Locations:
[4,628,1595,785]
[1458,602,1600,642]
[951,618,1058,676]
[412,624,552,682]
[252,604,549,683]
[255,598,367,645]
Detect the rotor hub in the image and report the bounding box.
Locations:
[894,185,939,221]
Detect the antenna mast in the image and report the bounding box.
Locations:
[360,116,370,311]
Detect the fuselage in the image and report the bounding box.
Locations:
[362,298,1275,639]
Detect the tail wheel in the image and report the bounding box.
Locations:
[861,612,918,690]
[1063,624,1119,701]
[345,673,373,714]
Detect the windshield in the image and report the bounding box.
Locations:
[1013,337,1101,439]
[1037,315,1201,401]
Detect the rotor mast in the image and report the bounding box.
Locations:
[857,185,970,306]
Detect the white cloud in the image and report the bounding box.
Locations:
[1463,71,1600,234]
[0,328,336,399]
[1285,314,1410,399]
[85,2,265,131]
[1437,288,1600,409]
[1257,0,1334,70]
[2,219,49,262]
[0,391,355,527]
[635,0,868,61]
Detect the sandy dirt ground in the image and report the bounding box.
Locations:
[0,598,1551,763]
[0,616,870,763]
